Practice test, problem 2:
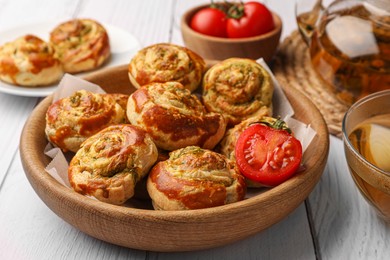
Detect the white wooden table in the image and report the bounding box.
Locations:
[0,0,389,259]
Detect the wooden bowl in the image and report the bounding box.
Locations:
[20,64,329,252]
[181,4,282,63]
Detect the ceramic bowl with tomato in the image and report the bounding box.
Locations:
[181,2,282,63]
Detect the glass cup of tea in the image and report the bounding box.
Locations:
[342,89,390,222]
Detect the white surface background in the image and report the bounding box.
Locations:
[0,0,389,259]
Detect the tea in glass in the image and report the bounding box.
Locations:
[343,90,390,222]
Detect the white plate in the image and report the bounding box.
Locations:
[0,20,141,97]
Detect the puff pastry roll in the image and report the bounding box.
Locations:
[147,146,246,210]
[69,124,158,205]
[128,43,205,92]
[0,35,63,86]
[127,81,227,151]
[108,93,130,123]
[45,90,127,153]
[202,58,273,126]
[50,19,110,73]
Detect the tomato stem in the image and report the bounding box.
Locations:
[209,0,245,19]
[210,0,230,13]
[250,118,292,134]
[227,2,245,19]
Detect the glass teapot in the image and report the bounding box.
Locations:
[296,0,390,105]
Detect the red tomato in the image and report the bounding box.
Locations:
[235,123,302,186]
[226,2,275,38]
[190,7,227,38]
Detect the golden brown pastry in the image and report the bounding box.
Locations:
[69,124,158,205]
[109,93,129,111]
[127,81,227,151]
[108,93,130,123]
[45,90,127,153]
[0,34,63,86]
[202,58,273,126]
[128,43,205,92]
[50,18,110,73]
[147,146,246,210]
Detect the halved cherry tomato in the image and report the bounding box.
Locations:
[235,123,302,186]
[190,7,227,38]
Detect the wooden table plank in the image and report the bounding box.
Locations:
[0,152,147,260]
[149,204,316,259]
[308,135,390,259]
[0,96,37,184]
[77,0,174,48]
[0,0,79,30]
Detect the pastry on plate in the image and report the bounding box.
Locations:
[128,43,205,92]
[0,34,63,86]
[147,146,246,210]
[202,58,273,126]
[45,90,127,153]
[127,81,227,151]
[69,124,158,205]
[50,18,110,73]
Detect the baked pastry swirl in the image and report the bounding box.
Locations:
[128,43,205,92]
[108,93,130,123]
[147,146,246,210]
[127,81,227,151]
[50,18,110,73]
[0,34,63,86]
[45,90,127,153]
[69,124,158,205]
[202,58,274,126]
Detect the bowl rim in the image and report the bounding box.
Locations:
[181,3,283,43]
[20,64,329,251]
